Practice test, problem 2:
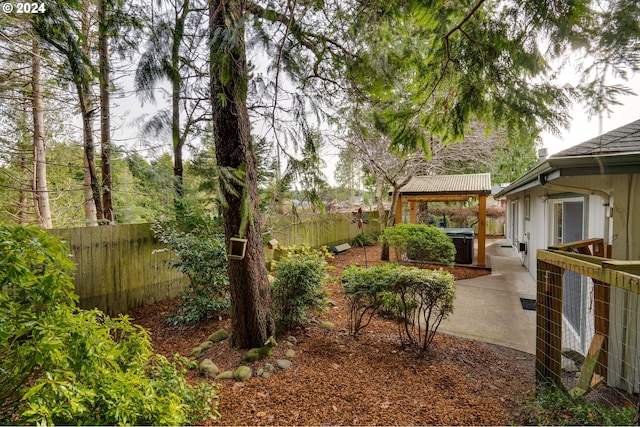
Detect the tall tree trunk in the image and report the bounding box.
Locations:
[31,35,52,229]
[171,0,189,200]
[98,0,114,223]
[80,0,103,225]
[210,0,275,349]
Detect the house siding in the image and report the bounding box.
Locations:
[502,172,640,392]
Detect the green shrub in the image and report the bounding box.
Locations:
[381,224,456,266]
[268,243,332,271]
[153,223,230,325]
[394,267,455,354]
[342,263,400,335]
[0,224,219,425]
[352,232,376,247]
[342,262,455,354]
[271,253,328,331]
[378,291,419,320]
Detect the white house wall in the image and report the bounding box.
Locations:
[503,172,640,392]
[607,174,640,393]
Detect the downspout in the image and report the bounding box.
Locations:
[539,176,612,251]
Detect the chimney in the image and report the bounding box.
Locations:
[537,147,548,161]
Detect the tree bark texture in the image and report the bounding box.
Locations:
[171,0,189,199]
[31,35,53,229]
[210,0,275,348]
[98,0,114,223]
[80,0,103,225]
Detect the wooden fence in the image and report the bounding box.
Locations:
[49,211,505,316]
[264,211,382,251]
[49,224,187,316]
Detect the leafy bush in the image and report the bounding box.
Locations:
[378,291,419,320]
[268,243,332,271]
[381,223,456,266]
[271,253,328,331]
[342,263,400,335]
[393,267,455,354]
[342,263,455,354]
[0,224,219,425]
[153,223,230,325]
[352,232,376,247]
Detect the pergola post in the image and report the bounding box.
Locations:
[409,201,417,224]
[478,194,487,267]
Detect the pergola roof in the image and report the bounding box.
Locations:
[393,173,492,267]
[397,173,492,197]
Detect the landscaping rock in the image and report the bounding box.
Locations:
[191,346,203,357]
[285,349,296,358]
[264,363,274,372]
[200,340,213,349]
[286,336,298,345]
[208,329,229,343]
[215,371,233,380]
[233,366,253,381]
[243,336,277,362]
[320,321,335,330]
[261,371,271,379]
[199,359,219,377]
[276,359,292,370]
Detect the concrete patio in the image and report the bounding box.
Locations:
[439,238,537,354]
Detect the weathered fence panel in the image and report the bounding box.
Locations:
[49,224,187,316]
[264,212,382,251]
[48,211,501,316]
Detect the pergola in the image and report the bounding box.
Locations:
[394,173,492,267]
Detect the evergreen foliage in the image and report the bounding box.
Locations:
[381,223,456,266]
[271,253,328,331]
[0,224,219,425]
[152,220,230,326]
[342,263,401,335]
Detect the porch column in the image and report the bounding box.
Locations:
[409,201,417,224]
[395,196,403,225]
[478,194,487,267]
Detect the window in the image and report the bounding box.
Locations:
[524,196,530,220]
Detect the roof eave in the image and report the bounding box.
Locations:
[495,152,640,198]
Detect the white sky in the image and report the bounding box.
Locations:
[542,90,640,156]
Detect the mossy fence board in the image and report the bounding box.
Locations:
[49,224,187,316]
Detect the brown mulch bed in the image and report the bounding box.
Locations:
[127,245,538,426]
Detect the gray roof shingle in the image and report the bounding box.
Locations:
[552,119,640,157]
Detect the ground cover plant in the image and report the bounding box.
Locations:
[532,384,636,426]
[0,224,219,425]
